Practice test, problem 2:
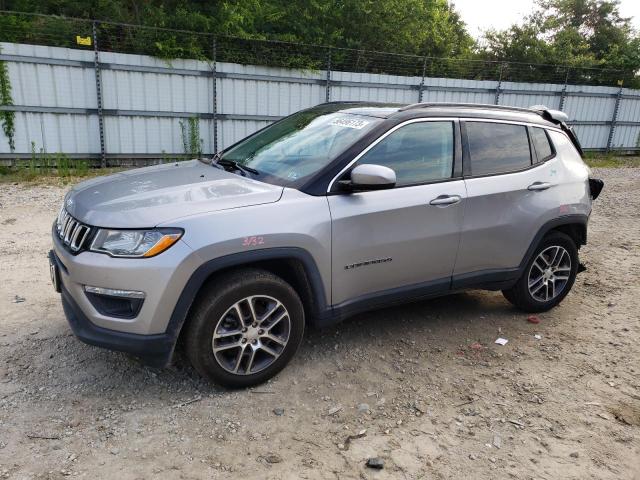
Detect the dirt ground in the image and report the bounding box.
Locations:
[0,167,639,480]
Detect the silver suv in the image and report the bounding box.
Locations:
[49,102,604,387]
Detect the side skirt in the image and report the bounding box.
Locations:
[450,268,520,291]
[313,267,522,329]
[316,277,450,328]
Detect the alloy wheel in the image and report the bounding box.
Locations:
[211,295,291,375]
[528,245,572,302]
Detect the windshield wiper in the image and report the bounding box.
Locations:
[210,151,224,170]
[214,158,260,176]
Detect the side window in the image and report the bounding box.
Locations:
[356,121,454,186]
[466,122,532,176]
[530,127,554,162]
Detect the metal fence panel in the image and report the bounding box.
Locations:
[572,125,611,149]
[331,71,419,103]
[217,62,325,116]
[565,94,616,122]
[5,112,100,154]
[500,81,560,109]
[2,42,96,109]
[616,94,640,122]
[219,119,272,148]
[612,125,640,149]
[423,77,495,104]
[2,40,640,160]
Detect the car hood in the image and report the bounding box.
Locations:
[64,160,284,228]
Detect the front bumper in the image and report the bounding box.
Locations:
[51,249,176,366]
[60,277,175,367]
[50,222,201,366]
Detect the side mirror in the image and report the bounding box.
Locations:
[342,164,396,191]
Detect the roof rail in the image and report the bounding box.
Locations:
[398,102,538,114]
[399,102,573,125]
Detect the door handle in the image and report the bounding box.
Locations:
[528,182,552,191]
[429,195,461,206]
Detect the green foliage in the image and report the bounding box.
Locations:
[215,0,473,58]
[0,162,112,182]
[479,0,640,87]
[0,45,16,152]
[0,0,473,67]
[179,117,203,158]
[18,141,91,178]
[0,0,637,86]
[583,152,640,168]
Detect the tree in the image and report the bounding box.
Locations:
[479,0,640,86]
[1,0,473,57]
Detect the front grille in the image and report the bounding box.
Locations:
[56,208,93,252]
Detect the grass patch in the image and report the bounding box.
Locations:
[1,148,192,184]
[583,152,640,168]
[1,146,135,183]
[0,163,126,185]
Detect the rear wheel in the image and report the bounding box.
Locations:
[184,269,305,388]
[502,231,579,312]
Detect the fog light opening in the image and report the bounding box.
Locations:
[84,285,145,319]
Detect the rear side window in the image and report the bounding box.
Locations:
[465,122,532,176]
[530,127,554,162]
[356,121,454,186]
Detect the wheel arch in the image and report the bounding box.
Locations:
[519,214,588,273]
[549,223,587,248]
[166,248,329,341]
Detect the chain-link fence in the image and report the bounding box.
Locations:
[1,10,639,166]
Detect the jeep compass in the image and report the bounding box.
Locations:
[49,102,604,387]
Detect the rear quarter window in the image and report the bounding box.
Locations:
[465,122,532,176]
[531,127,554,162]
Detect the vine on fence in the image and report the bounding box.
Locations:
[0,45,16,152]
[180,117,203,158]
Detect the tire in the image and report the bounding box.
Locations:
[184,268,305,388]
[502,231,579,313]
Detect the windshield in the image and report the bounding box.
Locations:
[220,106,382,187]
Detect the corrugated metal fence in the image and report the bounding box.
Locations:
[1,40,640,164]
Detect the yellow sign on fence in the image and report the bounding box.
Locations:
[76,35,92,46]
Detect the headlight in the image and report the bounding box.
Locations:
[90,228,183,258]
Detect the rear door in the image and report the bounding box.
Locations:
[453,120,557,285]
[328,119,466,306]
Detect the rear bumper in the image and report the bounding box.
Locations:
[52,250,176,367]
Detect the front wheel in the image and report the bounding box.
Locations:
[184,269,305,388]
[502,231,579,312]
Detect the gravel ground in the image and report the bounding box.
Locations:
[0,168,639,479]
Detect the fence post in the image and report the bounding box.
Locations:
[606,81,624,152]
[325,48,332,103]
[92,21,106,168]
[212,37,218,154]
[558,68,570,111]
[418,56,428,103]
[494,63,504,105]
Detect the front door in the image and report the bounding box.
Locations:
[328,119,465,306]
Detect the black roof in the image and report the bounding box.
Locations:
[326,101,557,127]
